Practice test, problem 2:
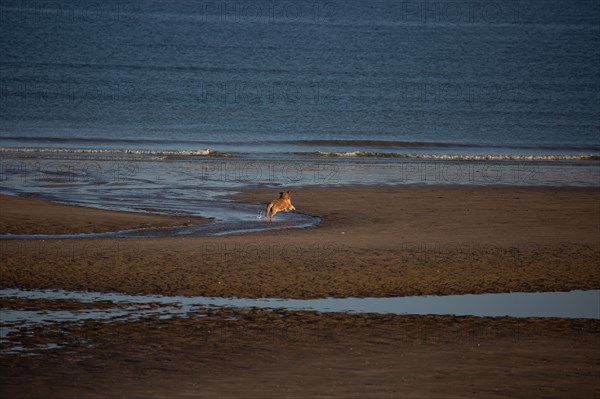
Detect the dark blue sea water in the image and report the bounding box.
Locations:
[1,0,599,152]
[1,0,599,236]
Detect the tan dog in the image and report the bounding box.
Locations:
[265,191,296,222]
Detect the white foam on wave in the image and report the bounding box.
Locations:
[0,147,231,157]
[310,151,599,161]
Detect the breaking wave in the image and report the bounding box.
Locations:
[305,151,600,161]
[0,147,231,158]
[289,140,600,152]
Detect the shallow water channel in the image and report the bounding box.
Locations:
[0,288,600,353]
[2,288,599,320]
[2,287,598,353]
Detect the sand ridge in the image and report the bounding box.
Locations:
[0,194,210,235]
[1,186,598,298]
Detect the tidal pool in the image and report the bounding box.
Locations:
[2,288,598,320]
[2,288,597,353]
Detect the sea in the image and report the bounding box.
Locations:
[1,0,599,236]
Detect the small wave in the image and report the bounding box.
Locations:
[305,151,600,161]
[289,140,600,152]
[0,147,231,158]
[290,140,476,148]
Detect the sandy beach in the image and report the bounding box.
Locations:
[1,186,599,297]
[1,185,599,398]
[0,194,210,235]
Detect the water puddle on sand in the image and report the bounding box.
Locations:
[1,288,598,353]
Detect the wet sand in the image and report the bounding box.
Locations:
[0,194,210,235]
[1,186,599,398]
[1,303,599,399]
[1,186,598,297]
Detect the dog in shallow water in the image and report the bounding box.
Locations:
[265,191,296,222]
